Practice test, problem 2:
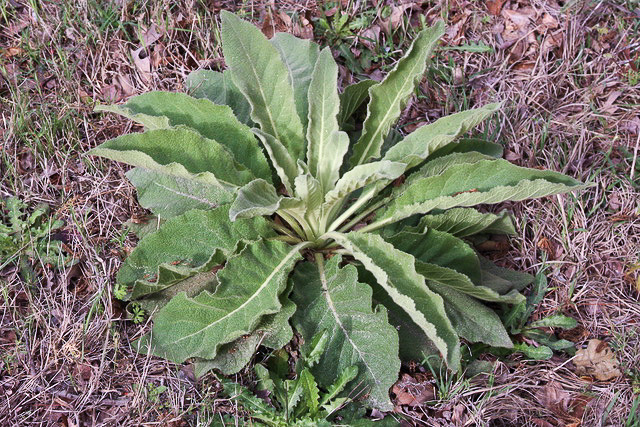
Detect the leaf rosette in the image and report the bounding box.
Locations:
[89,11,591,411]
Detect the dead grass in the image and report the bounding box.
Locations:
[1,0,638,425]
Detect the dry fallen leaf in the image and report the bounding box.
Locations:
[487,0,507,16]
[574,339,622,381]
[131,46,152,84]
[392,373,435,407]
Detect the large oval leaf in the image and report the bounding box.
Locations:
[88,127,254,189]
[291,255,400,411]
[126,167,232,218]
[117,205,273,288]
[378,158,590,225]
[98,91,271,182]
[270,32,320,134]
[349,21,444,167]
[185,69,253,125]
[147,240,305,362]
[221,11,305,159]
[306,48,349,193]
[326,231,461,372]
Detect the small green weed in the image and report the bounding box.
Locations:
[218,331,386,426]
[0,197,70,281]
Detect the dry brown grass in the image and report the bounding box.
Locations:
[1,0,638,425]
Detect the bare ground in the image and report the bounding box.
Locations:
[1,0,638,425]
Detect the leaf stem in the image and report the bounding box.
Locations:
[278,211,307,240]
[325,190,376,234]
[354,217,392,234]
[269,220,297,238]
[337,198,387,233]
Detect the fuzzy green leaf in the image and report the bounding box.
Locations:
[253,129,299,195]
[147,240,305,362]
[349,22,444,167]
[426,284,513,347]
[291,255,400,411]
[192,293,297,377]
[323,160,406,208]
[126,168,232,218]
[294,174,323,215]
[95,104,170,130]
[479,257,534,294]
[118,205,272,288]
[96,91,271,181]
[230,179,302,221]
[415,261,524,304]
[221,11,304,159]
[385,229,523,303]
[386,230,482,284]
[185,69,253,125]
[416,208,516,237]
[383,103,501,169]
[88,127,254,190]
[133,261,219,310]
[379,158,590,225]
[271,32,320,133]
[428,137,504,160]
[338,80,376,128]
[306,48,349,193]
[326,231,460,372]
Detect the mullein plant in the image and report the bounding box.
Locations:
[88,11,590,410]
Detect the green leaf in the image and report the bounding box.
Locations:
[338,80,376,128]
[185,69,253,125]
[221,11,305,159]
[126,168,232,218]
[146,239,305,362]
[319,365,358,408]
[133,261,219,310]
[411,151,494,178]
[416,208,516,238]
[96,91,271,181]
[253,129,299,195]
[221,379,280,419]
[349,21,444,167]
[322,160,405,211]
[513,343,553,360]
[294,174,323,216]
[306,48,349,193]
[193,334,261,377]
[95,104,170,130]
[379,158,590,225]
[428,137,504,160]
[529,314,577,330]
[286,377,305,414]
[230,179,302,221]
[118,205,272,288]
[192,293,297,377]
[88,127,254,189]
[415,261,524,304]
[305,330,330,369]
[291,255,400,411]
[426,284,513,347]
[326,231,460,372]
[271,32,320,133]
[299,368,321,415]
[385,229,481,284]
[479,257,534,294]
[383,103,502,169]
